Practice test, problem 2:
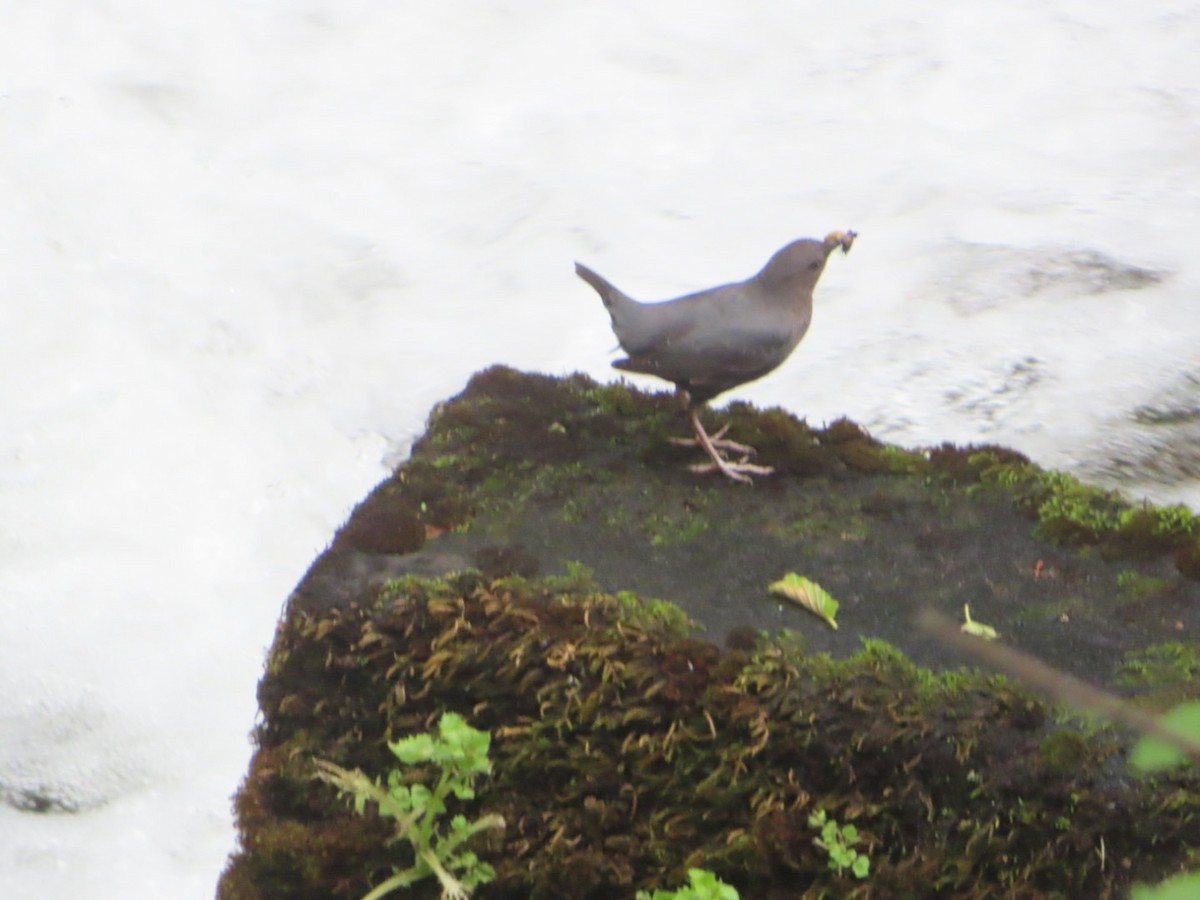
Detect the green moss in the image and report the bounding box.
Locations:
[1117,570,1171,599]
[966,460,1200,576]
[1037,729,1093,778]
[430,453,461,470]
[1034,471,1125,543]
[644,491,714,546]
[614,590,695,637]
[395,367,1200,586]
[928,444,1032,484]
[1116,643,1200,697]
[1015,594,1093,625]
[542,560,603,594]
[584,381,670,426]
[875,443,930,474]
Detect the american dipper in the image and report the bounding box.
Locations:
[576,230,856,483]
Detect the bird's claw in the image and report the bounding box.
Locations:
[687,460,775,483]
[669,425,758,458]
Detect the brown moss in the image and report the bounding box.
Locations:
[220,576,1200,899]
[331,482,425,555]
[1177,536,1200,581]
[819,417,873,445]
[1104,509,1178,562]
[1037,728,1093,778]
[833,439,897,474]
[224,743,393,900]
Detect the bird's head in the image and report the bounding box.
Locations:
[756,229,856,290]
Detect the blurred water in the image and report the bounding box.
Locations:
[1,1,1198,896]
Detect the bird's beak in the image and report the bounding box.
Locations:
[824,230,857,255]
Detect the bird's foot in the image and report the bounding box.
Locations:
[688,459,775,484]
[668,424,758,458]
[684,410,773,484]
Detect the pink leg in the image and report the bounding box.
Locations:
[684,408,774,484]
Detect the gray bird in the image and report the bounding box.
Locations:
[576,230,856,483]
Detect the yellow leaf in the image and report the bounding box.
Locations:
[768,574,840,630]
[961,604,999,640]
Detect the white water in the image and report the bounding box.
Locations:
[2,2,1198,896]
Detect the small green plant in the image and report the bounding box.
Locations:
[1129,701,1200,774]
[1128,701,1200,899]
[315,712,505,900]
[975,455,1027,488]
[636,867,739,900]
[1132,871,1200,900]
[1034,471,1120,540]
[1116,642,1200,691]
[808,809,870,879]
[1126,502,1199,539]
[614,589,694,636]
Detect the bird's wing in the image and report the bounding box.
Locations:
[614,282,801,391]
[619,322,793,382]
[613,283,744,354]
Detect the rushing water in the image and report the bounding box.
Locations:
[1,1,1198,896]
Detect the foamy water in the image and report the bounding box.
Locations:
[2,2,1197,896]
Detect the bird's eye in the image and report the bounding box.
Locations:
[808,261,820,270]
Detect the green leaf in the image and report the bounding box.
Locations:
[683,867,740,900]
[436,711,492,774]
[634,868,739,900]
[383,783,414,816]
[315,713,503,900]
[769,574,839,630]
[390,732,435,764]
[852,855,871,879]
[1130,700,1200,772]
[1132,871,1200,900]
[460,858,495,890]
[408,783,432,813]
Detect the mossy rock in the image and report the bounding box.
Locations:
[220,367,1200,898]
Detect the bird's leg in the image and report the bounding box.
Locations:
[685,408,774,484]
[666,391,759,457]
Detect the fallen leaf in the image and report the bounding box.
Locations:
[961,604,999,640]
[769,574,839,630]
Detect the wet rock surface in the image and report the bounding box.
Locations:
[295,366,1200,686]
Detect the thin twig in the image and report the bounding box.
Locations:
[916,608,1200,762]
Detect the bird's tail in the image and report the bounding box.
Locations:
[576,261,649,354]
[574,262,628,313]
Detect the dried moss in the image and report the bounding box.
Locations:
[220,574,1200,898]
